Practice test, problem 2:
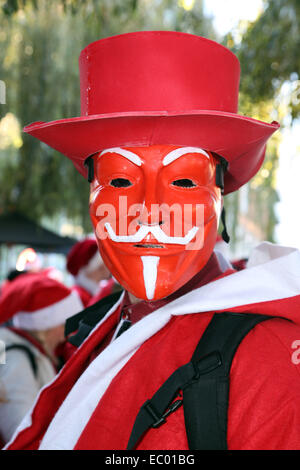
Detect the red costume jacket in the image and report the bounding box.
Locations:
[5,243,300,450]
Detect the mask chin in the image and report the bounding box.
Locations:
[95,213,219,301]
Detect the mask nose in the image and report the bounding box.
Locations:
[138,214,164,227]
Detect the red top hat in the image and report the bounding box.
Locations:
[23,31,279,194]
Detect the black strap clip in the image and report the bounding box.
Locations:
[192,351,222,380]
[215,156,228,195]
[144,398,183,429]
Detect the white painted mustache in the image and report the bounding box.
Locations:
[104,222,199,245]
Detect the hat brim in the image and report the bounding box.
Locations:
[24,110,279,194]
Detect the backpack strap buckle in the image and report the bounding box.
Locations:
[192,351,223,380]
[143,398,183,429]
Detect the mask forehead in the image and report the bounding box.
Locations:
[96,144,215,168]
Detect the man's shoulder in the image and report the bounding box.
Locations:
[235,315,300,364]
[230,315,300,390]
[227,315,300,449]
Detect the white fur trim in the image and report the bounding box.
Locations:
[247,242,296,268]
[12,291,83,331]
[155,242,300,316]
[39,298,171,449]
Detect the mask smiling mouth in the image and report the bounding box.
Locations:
[133,243,164,248]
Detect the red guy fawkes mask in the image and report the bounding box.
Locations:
[89,145,222,300]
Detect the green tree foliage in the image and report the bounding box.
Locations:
[234,0,300,120]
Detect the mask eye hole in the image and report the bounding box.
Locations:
[110,178,133,188]
[171,179,197,188]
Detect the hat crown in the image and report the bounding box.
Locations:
[79,31,240,117]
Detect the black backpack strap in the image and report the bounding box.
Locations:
[127,312,274,450]
[65,290,124,348]
[183,312,273,450]
[127,359,196,450]
[6,344,38,377]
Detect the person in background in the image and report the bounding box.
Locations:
[0,270,29,299]
[0,272,83,445]
[6,31,300,451]
[66,238,115,307]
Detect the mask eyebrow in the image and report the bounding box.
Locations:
[162,147,210,166]
[99,147,142,166]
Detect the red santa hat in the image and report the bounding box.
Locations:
[0,272,83,331]
[66,239,101,277]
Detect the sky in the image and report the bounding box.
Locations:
[203,0,264,37]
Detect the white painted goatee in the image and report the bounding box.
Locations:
[141,256,160,300]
